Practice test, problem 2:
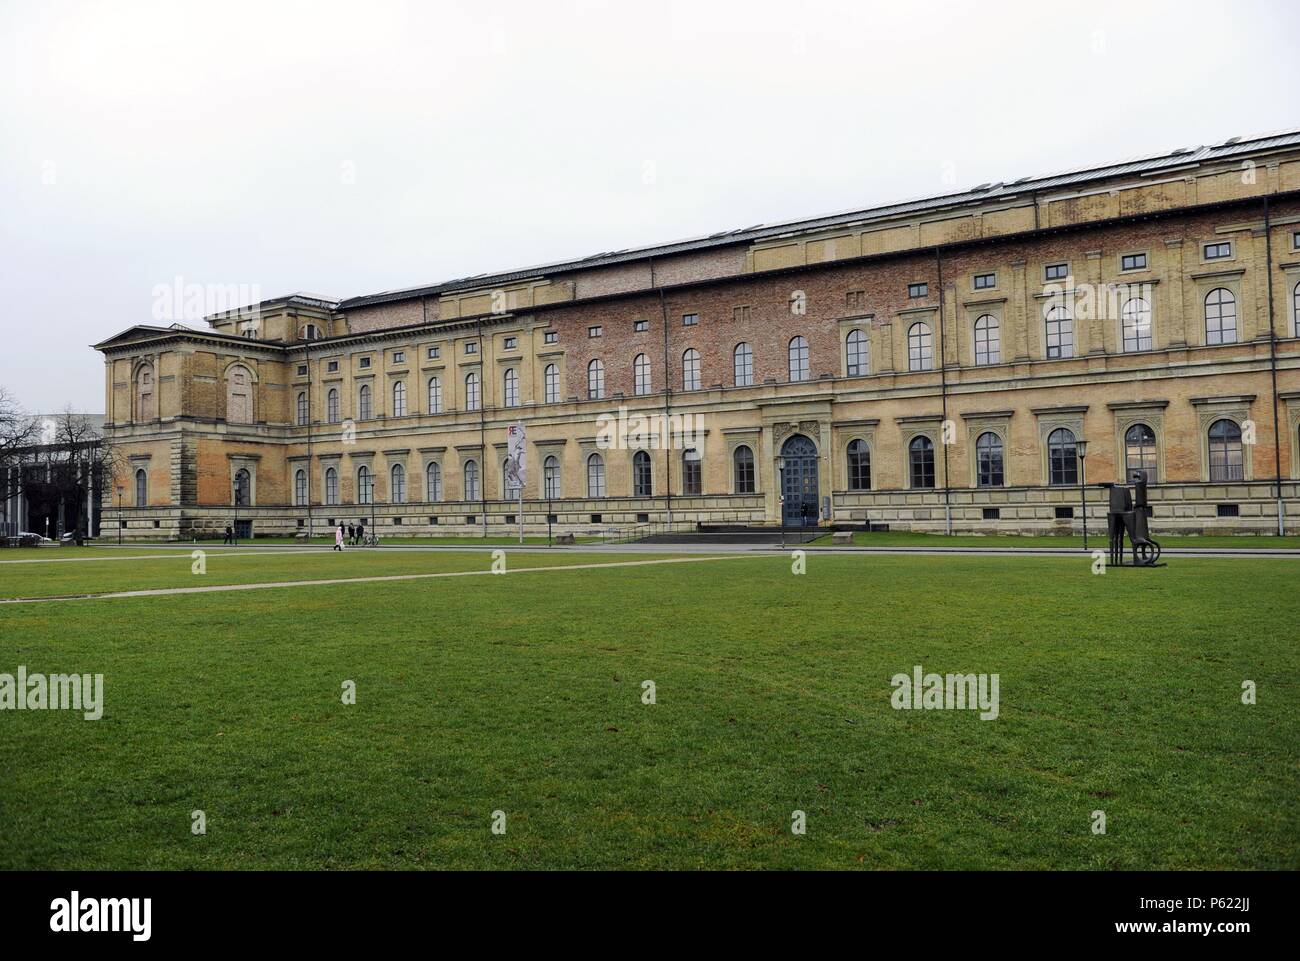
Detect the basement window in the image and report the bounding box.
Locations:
[466,515,477,524]
[1054,506,1074,520]
[982,507,1000,520]
[428,515,438,525]
[1217,503,1240,518]
[637,513,650,523]
[505,515,516,525]
[590,514,602,524]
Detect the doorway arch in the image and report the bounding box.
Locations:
[780,434,819,527]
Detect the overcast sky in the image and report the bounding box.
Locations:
[1,0,1296,412]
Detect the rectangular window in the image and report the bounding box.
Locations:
[588,326,602,338]
[982,507,1000,520]
[543,330,557,344]
[359,356,371,369]
[1217,503,1239,518]
[327,360,339,373]
[1054,506,1074,520]
[1044,263,1068,281]
[683,313,699,326]
[636,512,650,523]
[296,364,308,376]
[464,341,478,355]
[731,306,751,323]
[908,282,928,299]
[590,514,602,524]
[1121,252,1148,271]
[426,346,440,359]
[634,320,649,332]
[1293,230,1300,251]
[428,515,438,525]
[503,337,517,351]
[1204,241,1232,261]
[466,516,476,525]
[973,272,996,290]
[392,351,405,363]
[393,516,403,525]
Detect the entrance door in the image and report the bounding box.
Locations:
[780,435,820,527]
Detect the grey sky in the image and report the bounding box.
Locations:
[1,0,1296,412]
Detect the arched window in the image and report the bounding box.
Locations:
[1045,306,1074,359]
[1205,288,1238,345]
[294,468,307,506]
[301,323,320,340]
[544,364,559,404]
[634,354,651,395]
[392,381,407,417]
[974,315,1000,365]
[390,464,406,504]
[425,462,442,502]
[587,359,605,400]
[1121,298,1152,352]
[846,328,869,376]
[733,445,755,494]
[134,468,148,507]
[326,388,340,424]
[503,368,519,408]
[1293,281,1300,337]
[633,450,653,496]
[427,377,443,414]
[847,439,871,491]
[682,448,702,495]
[1208,419,1243,481]
[682,348,701,391]
[135,365,155,421]
[788,336,809,381]
[543,455,560,499]
[503,458,521,499]
[357,384,372,420]
[324,467,338,506]
[465,372,480,412]
[463,460,480,501]
[976,432,1004,488]
[1125,423,1158,478]
[234,468,251,506]
[226,365,253,424]
[586,453,606,497]
[909,436,935,488]
[733,343,753,386]
[907,323,933,371]
[357,465,372,504]
[1047,428,1078,486]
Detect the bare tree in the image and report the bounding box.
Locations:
[10,406,116,543]
[0,386,40,510]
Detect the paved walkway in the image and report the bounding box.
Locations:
[0,553,753,605]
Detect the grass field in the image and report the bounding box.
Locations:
[1,546,1296,870]
[806,531,1300,549]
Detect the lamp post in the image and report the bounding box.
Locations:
[776,455,786,548]
[368,476,376,537]
[232,478,239,546]
[116,485,123,546]
[1076,439,1089,550]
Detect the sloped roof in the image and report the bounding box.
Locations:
[338,127,1300,311]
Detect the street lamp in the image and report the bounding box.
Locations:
[232,478,239,546]
[115,485,123,546]
[776,455,786,547]
[1076,439,1089,550]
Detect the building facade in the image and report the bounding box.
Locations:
[96,131,1300,539]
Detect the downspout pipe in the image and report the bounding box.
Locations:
[935,248,953,535]
[655,265,674,528]
[1264,195,1284,536]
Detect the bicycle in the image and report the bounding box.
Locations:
[361,532,380,547]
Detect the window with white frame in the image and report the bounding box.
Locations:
[324,466,338,505]
[503,368,519,408]
[425,462,442,502]
[733,343,753,386]
[294,469,307,506]
[392,381,406,417]
[586,453,606,497]
[1121,297,1153,352]
[1205,288,1238,345]
[544,364,559,404]
[543,455,560,499]
[1044,306,1074,359]
[463,460,480,501]
[427,376,443,414]
[846,328,869,376]
[634,354,651,395]
[681,348,700,390]
[788,336,809,381]
[1208,419,1244,481]
[326,388,340,423]
[391,464,406,503]
[357,383,372,420]
[465,371,480,411]
[973,315,1000,365]
[907,322,933,371]
[587,359,605,399]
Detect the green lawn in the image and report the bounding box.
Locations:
[1,549,1296,870]
[808,531,1300,549]
[113,534,603,547]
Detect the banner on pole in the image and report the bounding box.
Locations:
[506,422,526,487]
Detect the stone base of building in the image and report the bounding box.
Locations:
[97,482,1300,540]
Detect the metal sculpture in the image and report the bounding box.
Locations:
[1101,469,1162,567]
